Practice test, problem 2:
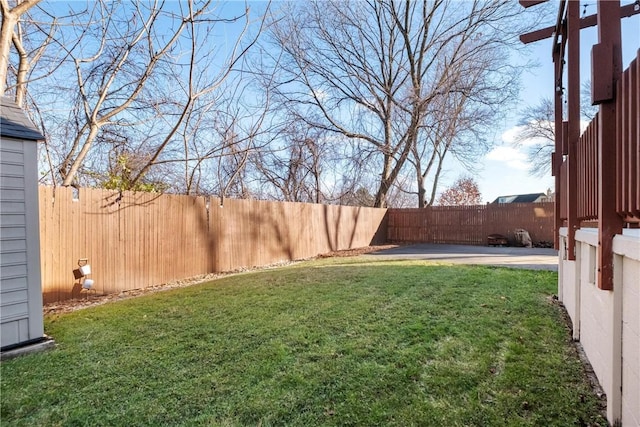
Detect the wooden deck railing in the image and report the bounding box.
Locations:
[577,114,598,221]
[559,50,640,226]
[616,49,639,221]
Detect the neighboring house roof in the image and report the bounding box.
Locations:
[492,193,547,204]
[1,97,44,141]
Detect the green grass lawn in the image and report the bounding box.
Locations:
[1,259,606,426]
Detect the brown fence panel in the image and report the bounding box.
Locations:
[207,199,388,272]
[38,187,213,303]
[388,202,554,246]
[485,203,554,244]
[39,187,388,303]
[617,49,639,220]
[577,115,599,220]
[560,160,568,220]
[426,205,487,245]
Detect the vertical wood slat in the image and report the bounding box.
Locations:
[617,57,627,217]
[634,50,640,217]
[616,49,639,218]
[560,160,568,220]
[577,116,599,221]
[635,50,640,217]
[615,49,639,220]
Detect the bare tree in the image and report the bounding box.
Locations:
[251,123,326,203]
[515,82,597,177]
[411,30,517,207]
[513,98,555,177]
[267,0,542,208]
[128,3,268,191]
[410,83,495,207]
[10,1,267,190]
[437,176,481,206]
[338,187,376,207]
[143,65,277,197]
[0,0,41,99]
[55,0,211,187]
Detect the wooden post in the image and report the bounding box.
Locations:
[566,0,580,261]
[553,43,564,250]
[595,0,624,290]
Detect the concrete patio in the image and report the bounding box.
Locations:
[364,244,558,271]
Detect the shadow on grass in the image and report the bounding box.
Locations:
[3,263,606,427]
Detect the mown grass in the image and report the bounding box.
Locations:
[1,259,606,426]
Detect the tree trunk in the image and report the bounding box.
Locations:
[416,172,426,208]
[0,0,41,97]
[62,124,100,186]
[13,31,28,107]
[374,154,393,208]
[0,13,17,96]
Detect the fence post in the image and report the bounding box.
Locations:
[565,0,580,261]
[595,0,624,291]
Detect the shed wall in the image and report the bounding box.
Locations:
[0,136,44,348]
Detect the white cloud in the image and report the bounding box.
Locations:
[501,123,554,148]
[485,146,529,171]
[311,88,327,101]
[501,125,525,145]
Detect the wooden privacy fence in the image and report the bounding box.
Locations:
[38,186,388,303]
[387,203,554,246]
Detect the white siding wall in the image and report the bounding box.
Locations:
[558,232,579,339]
[0,136,44,348]
[615,234,640,427]
[559,227,640,426]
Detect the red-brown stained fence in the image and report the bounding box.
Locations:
[387,203,554,246]
[577,114,599,220]
[560,159,568,221]
[617,49,640,221]
[559,51,640,225]
[38,186,388,303]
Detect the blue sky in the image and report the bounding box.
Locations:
[225,1,639,203]
[472,5,639,203]
[37,1,639,203]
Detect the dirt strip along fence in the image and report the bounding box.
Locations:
[387,203,554,246]
[38,186,388,304]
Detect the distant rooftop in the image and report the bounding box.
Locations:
[491,193,548,204]
[1,97,44,141]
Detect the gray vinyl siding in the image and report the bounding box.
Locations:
[0,136,44,348]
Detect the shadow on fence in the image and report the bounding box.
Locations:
[39,187,388,303]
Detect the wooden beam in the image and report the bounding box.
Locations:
[519,0,548,8]
[552,0,568,51]
[553,46,564,250]
[554,32,568,91]
[520,2,640,44]
[521,26,557,45]
[566,0,580,261]
[596,0,624,291]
